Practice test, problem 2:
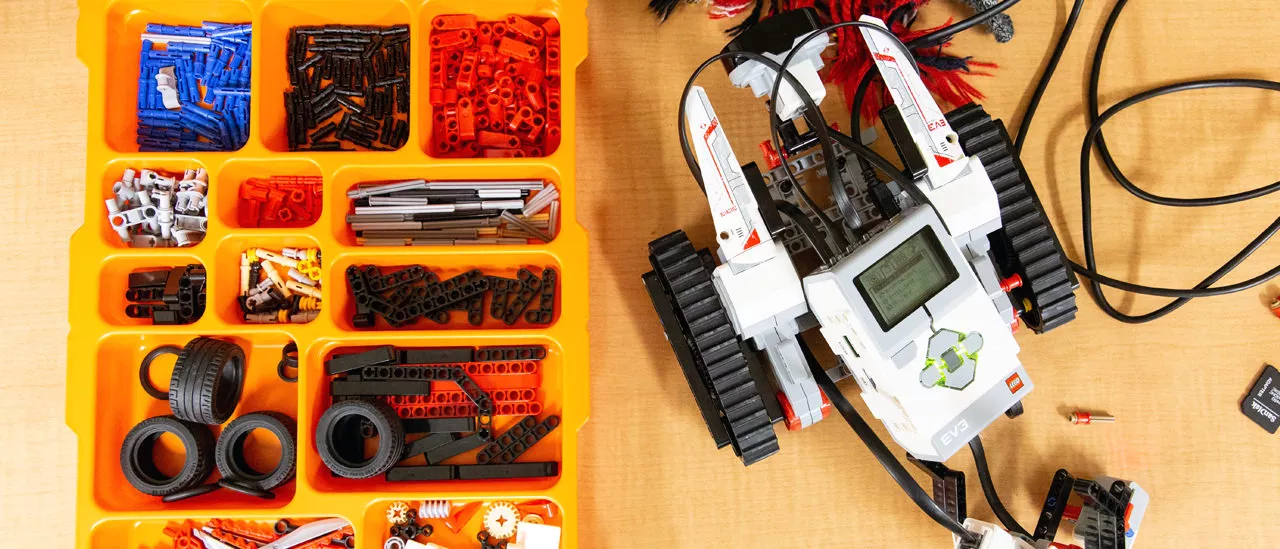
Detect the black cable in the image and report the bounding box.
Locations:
[826,128,924,203]
[802,341,980,543]
[908,0,1023,49]
[677,50,851,252]
[969,436,1032,539]
[1076,80,1280,301]
[1012,0,1084,156]
[767,21,919,241]
[775,200,835,265]
[1016,0,1280,322]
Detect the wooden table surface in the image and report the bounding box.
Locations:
[1,0,1277,547]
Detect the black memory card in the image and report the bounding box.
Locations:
[1242,364,1280,434]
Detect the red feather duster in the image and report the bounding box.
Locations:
[767,0,996,122]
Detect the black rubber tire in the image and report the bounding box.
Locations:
[214,411,297,491]
[315,399,404,479]
[139,345,182,400]
[277,341,299,383]
[169,337,246,424]
[119,415,215,496]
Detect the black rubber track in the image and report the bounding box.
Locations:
[316,399,405,479]
[169,337,246,424]
[647,230,780,466]
[119,415,215,496]
[215,411,298,491]
[947,104,1079,333]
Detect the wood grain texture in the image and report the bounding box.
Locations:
[1,0,1276,547]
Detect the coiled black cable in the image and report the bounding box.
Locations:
[1016,0,1280,323]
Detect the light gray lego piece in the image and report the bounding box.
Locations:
[753,331,825,428]
[762,147,887,258]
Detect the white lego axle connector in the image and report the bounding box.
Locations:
[727,33,831,121]
[953,519,1036,549]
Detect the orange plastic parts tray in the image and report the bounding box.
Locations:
[68,0,589,547]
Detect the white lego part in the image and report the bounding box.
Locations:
[727,33,831,121]
[112,181,137,208]
[953,519,1036,549]
[174,214,207,232]
[712,240,825,428]
[141,33,212,46]
[418,499,451,519]
[288,268,318,286]
[137,170,157,190]
[141,169,177,191]
[175,190,206,213]
[105,200,130,242]
[172,229,202,247]
[258,518,349,549]
[192,528,237,549]
[130,234,162,247]
[157,194,175,240]
[804,207,1028,462]
[135,190,159,235]
[1121,481,1149,547]
[179,174,208,194]
[155,66,182,109]
[857,15,966,189]
[512,522,562,549]
[686,86,776,270]
[121,168,137,187]
[915,156,1002,241]
[108,205,148,232]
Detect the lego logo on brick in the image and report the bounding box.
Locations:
[1006,373,1024,393]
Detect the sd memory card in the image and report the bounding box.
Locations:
[1242,364,1280,434]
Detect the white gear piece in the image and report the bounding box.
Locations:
[482,501,521,540]
[386,501,411,525]
[418,499,451,519]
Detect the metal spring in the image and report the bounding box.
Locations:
[418,499,451,519]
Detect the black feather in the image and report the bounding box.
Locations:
[726,1,765,36]
[649,0,686,22]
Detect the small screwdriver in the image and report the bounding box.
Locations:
[1069,412,1115,425]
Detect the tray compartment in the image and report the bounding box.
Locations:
[360,497,564,548]
[259,0,414,152]
[329,249,563,331]
[91,332,300,512]
[303,337,565,495]
[215,157,325,229]
[212,234,326,325]
[103,0,254,153]
[99,157,213,249]
[99,254,208,326]
[330,163,563,247]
